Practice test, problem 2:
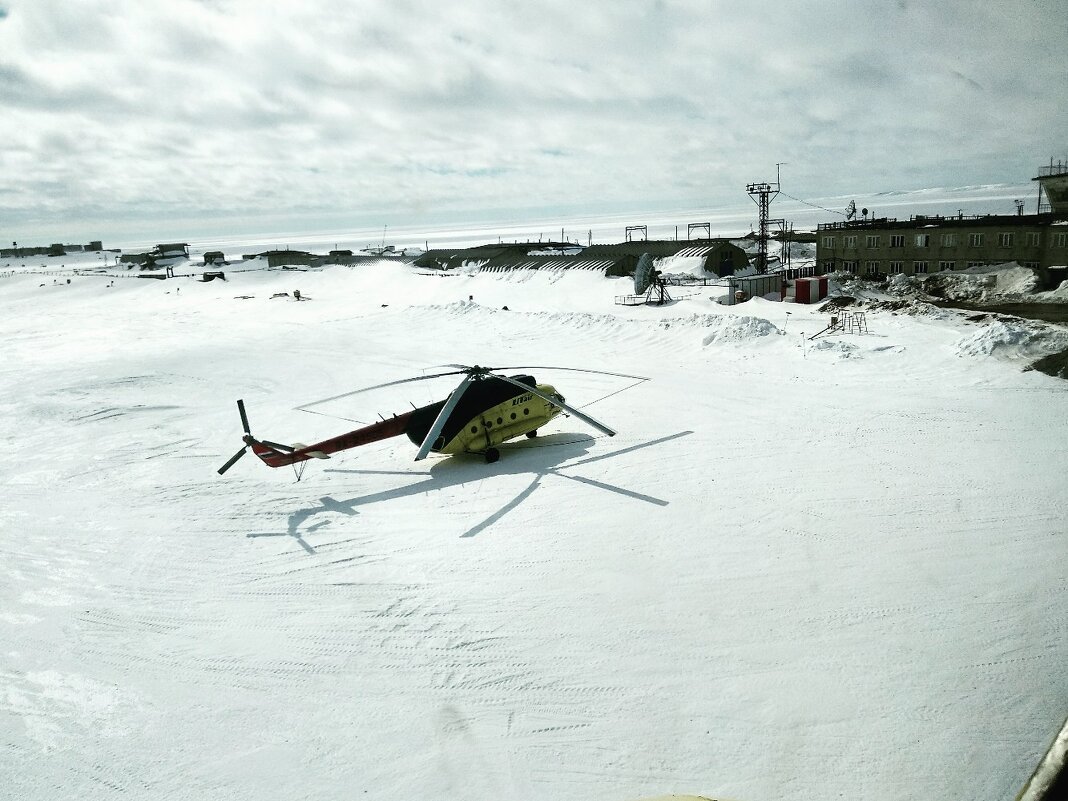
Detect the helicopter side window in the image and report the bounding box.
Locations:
[496,417,503,425]
[470,426,478,434]
[523,408,529,415]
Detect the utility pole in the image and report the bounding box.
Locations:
[747,164,787,274]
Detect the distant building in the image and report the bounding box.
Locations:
[203,251,226,265]
[816,213,1067,285]
[120,251,156,266]
[415,239,751,278]
[257,250,315,268]
[1,240,103,258]
[815,163,1068,288]
[1,245,49,258]
[584,239,750,277]
[156,243,189,258]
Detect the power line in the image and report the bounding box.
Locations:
[781,192,845,217]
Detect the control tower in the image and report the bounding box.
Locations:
[1033,157,1068,214]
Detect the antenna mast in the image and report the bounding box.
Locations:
[747,165,782,274]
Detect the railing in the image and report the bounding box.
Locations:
[1037,159,1068,178]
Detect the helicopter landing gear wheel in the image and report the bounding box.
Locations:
[484,447,500,464]
[525,430,538,439]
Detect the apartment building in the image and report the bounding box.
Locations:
[816,161,1068,285]
[816,213,1067,280]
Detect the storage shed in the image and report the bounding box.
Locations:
[794,276,829,304]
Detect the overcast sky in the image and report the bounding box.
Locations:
[1,0,1066,245]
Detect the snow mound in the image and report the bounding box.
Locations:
[955,320,1068,359]
[1033,279,1068,303]
[883,262,1043,304]
[700,315,781,345]
[866,298,954,319]
[959,261,1039,294]
[811,339,861,358]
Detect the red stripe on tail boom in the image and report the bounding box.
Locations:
[249,411,415,468]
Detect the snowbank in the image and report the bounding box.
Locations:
[700,314,780,345]
[954,319,1068,360]
[883,263,1043,304]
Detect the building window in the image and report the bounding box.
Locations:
[865,235,880,248]
[998,232,1014,247]
[866,261,879,276]
[966,261,985,268]
[890,235,905,248]
[913,261,929,274]
[1022,261,1040,270]
[914,234,930,248]
[941,233,956,247]
[969,233,984,247]
[843,261,858,274]
[1055,232,1068,248]
[822,236,835,248]
[888,261,904,274]
[938,261,955,271]
[844,235,857,248]
[1025,232,1040,247]
[821,260,836,271]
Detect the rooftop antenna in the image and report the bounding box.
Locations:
[1015,199,1024,216]
[845,199,857,220]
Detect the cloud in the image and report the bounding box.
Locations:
[0,0,1066,243]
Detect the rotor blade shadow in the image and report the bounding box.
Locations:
[247,528,318,554]
[282,438,593,543]
[461,475,542,538]
[274,433,679,544]
[553,473,668,506]
[561,430,695,470]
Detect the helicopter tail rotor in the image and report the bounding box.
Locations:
[217,399,255,475]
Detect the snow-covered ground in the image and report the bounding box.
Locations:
[1,256,1066,800]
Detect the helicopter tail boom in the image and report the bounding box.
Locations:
[248,411,416,468]
[217,398,416,474]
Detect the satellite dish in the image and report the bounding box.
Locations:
[845,200,856,220]
[634,253,655,295]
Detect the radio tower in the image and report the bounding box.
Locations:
[746,164,782,274]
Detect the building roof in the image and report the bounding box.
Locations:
[818,212,1065,231]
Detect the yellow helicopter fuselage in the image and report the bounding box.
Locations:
[437,383,563,454]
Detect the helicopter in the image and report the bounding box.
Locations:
[217,364,646,477]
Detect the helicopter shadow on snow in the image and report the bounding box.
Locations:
[253,430,693,551]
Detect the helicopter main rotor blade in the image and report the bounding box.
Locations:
[217,445,248,475]
[295,370,470,412]
[237,399,251,435]
[414,374,475,461]
[492,373,617,437]
[490,365,649,381]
